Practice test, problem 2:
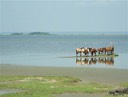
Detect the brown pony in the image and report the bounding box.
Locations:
[83,47,90,56]
[105,46,114,55]
[97,48,106,54]
[88,48,97,56]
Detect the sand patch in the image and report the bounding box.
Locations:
[14,77,57,83]
[41,79,57,83]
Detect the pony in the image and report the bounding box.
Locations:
[105,45,114,55]
[76,47,89,56]
[76,48,82,56]
[76,47,85,56]
[97,47,106,54]
[88,48,97,56]
[83,47,90,56]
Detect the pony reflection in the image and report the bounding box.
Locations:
[76,58,89,65]
[105,57,114,65]
[89,58,97,64]
[98,57,114,65]
[76,57,114,65]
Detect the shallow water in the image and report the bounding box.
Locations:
[0,35,128,69]
[0,89,22,95]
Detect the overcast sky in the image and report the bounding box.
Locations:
[0,0,128,34]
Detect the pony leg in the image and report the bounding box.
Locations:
[76,52,78,56]
[80,53,82,56]
[111,50,113,55]
[84,53,86,56]
[91,52,93,56]
[104,50,106,54]
[81,53,83,56]
[112,50,114,54]
[86,53,88,56]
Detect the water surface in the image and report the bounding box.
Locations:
[0,35,128,69]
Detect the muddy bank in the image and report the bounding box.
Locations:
[1,64,128,85]
[57,93,107,97]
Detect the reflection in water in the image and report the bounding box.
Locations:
[76,57,114,65]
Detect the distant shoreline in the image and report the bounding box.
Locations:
[0,34,128,36]
[0,32,128,36]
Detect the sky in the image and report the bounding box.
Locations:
[0,0,128,35]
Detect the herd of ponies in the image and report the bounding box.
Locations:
[76,45,114,56]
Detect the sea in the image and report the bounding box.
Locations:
[0,35,128,69]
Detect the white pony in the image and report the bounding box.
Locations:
[76,47,89,56]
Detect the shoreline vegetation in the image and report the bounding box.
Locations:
[0,32,56,36]
[0,32,128,36]
[10,32,52,36]
[59,54,119,58]
[0,65,128,97]
[0,75,128,97]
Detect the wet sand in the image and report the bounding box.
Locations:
[1,64,128,85]
[1,64,128,97]
[57,93,107,97]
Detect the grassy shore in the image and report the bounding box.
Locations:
[0,65,128,97]
[0,76,112,97]
[0,76,128,97]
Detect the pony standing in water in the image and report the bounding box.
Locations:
[88,48,97,56]
[105,45,114,55]
[97,47,106,54]
[76,47,84,56]
[83,47,90,56]
[76,47,89,56]
[76,45,114,57]
[76,48,82,56]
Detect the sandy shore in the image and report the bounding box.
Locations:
[1,64,128,97]
[1,64,128,85]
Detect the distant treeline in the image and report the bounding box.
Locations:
[11,32,50,35]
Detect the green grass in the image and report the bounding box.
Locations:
[120,82,128,87]
[0,76,127,97]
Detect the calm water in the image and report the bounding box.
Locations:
[0,35,128,69]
